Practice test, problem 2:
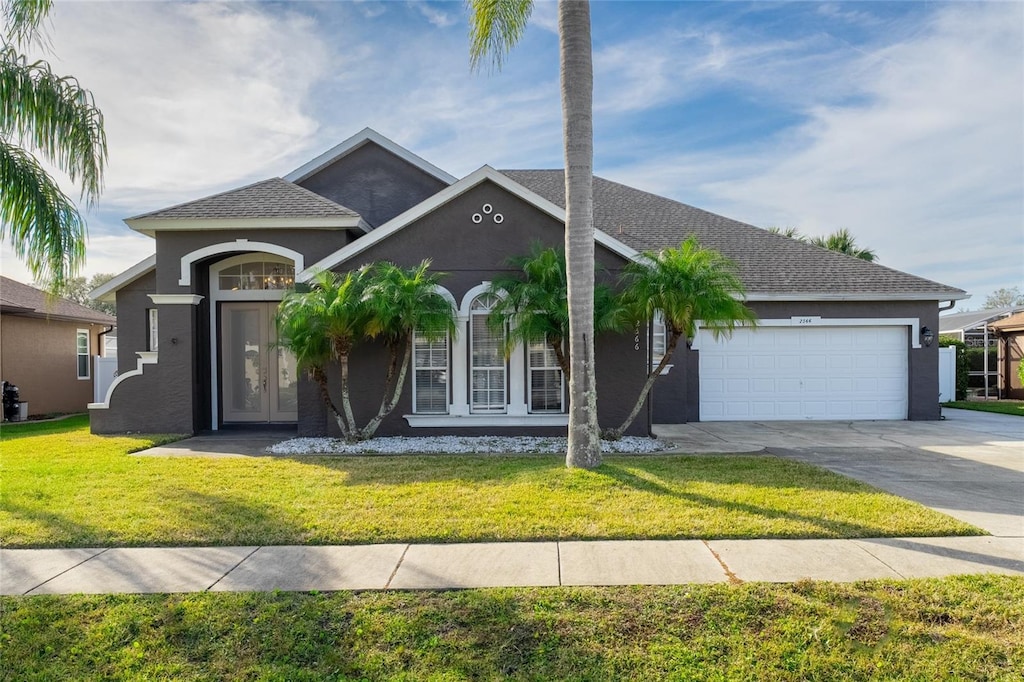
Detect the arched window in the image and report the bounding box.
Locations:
[470,294,506,413]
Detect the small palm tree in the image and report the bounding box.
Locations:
[276,268,371,440]
[359,259,456,439]
[603,237,757,440]
[1,0,107,290]
[486,244,622,380]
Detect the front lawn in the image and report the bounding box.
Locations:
[0,416,980,548]
[2,576,1021,680]
[944,400,1024,417]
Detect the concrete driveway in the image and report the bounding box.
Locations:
[654,408,1024,538]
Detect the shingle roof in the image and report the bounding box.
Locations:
[939,306,1024,333]
[130,178,361,220]
[501,170,965,298]
[0,277,116,325]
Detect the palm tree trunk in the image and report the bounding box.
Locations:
[336,347,358,441]
[550,336,570,379]
[604,329,683,440]
[312,365,348,433]
[360,335,413,439]
[559,0,601,469]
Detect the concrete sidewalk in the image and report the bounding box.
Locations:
[3,536,1022,596]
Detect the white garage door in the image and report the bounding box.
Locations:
[698,326,908,421]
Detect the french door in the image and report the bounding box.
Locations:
[220,302,298,423]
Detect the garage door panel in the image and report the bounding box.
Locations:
[699,325,908,421]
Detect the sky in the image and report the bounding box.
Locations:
[2,0,1022,309]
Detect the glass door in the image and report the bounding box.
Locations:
[221,302,297,423]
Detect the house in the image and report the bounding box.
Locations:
[89,128,967,436]
[1,276,116,418]
[989,312,1024,400]
[939,306,1024,397]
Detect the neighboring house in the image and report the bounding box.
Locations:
[939,306,1024,397]
[89,128,967,436]
[989,313,1024,400]
[939,307,1024,346]
[0,277,116,417]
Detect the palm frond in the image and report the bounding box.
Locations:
[0,140,84,290]
[2,0,52,46]
[1,46,107,202]
[467,0,533,72]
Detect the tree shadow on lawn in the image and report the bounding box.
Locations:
[592,465,964,540]
[294,454,867,493]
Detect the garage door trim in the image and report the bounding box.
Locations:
[691,317,924,351]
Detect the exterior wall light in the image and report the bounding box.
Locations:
[921,326,934,347]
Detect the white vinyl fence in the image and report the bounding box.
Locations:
[938,346,956,403]
[94,356,118,404]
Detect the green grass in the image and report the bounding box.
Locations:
[2,576,1022,680]
[0,415,980,547]
[944,400,1024,417]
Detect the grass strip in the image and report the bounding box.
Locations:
[1,416,979,547]
[2,576,1022,680]
[943,401,1024,417]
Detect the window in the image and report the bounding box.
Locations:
[148,309,159,351]
[652,311,667,366]
[217,260,295,291]
[103,333,117,358]
[76,330,90,379]
[528,337,563,413]
[413,327,449,414]
[470,295,506,413]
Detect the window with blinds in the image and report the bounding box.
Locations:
[528,338,563,412]
[413,328,449,414]
[652,312,667,365]
[470,295,506,413]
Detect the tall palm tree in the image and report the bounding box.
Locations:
[809,228,877,262]
[359,259,456,439]
[470,0,601,468]
[768,226,878,262]
[487,243,622,379]
[1,0,107,290]
[603,237,757,440]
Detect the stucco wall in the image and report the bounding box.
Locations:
[297,143,449,228]
[297,180,650,438]
[0,315,107,416]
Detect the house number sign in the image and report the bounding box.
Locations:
[791,316,822,325]
[634,323,641,351]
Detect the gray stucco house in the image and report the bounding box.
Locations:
[89,128,967,436]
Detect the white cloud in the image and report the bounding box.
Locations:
[606,3,1024,304]
[41,2,330,209]
[412,1,459,29]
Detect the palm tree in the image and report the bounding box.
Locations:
[809,228,877,262]
[276,268,371,440]
[359,260,456,439]
[603,237,757,440]
[470,0,601,468]
[487,243,622,379]
[768,227,878,262]
[1,0,107,290]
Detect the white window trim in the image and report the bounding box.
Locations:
[689,317,924,350]
[179,240,304,287]
[404,283,559,426]
[208,252,296,430]
[76,329,90,380]
[148,309,159,352]
[469,294,508,414]
[527,337,564,414]
[412,328,450,415]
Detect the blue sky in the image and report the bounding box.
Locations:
[2,0,1021,308]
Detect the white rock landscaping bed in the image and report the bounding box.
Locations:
[268,435,672,456]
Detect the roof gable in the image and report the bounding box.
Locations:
[299,166,639,280]
[503,170,966,301]
[125,178,367,235]
[284,127,456,186]
[1,277,116,324]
